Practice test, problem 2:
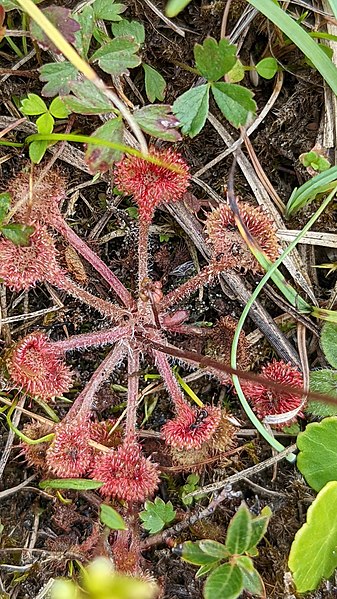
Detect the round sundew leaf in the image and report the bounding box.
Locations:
[297,417,337,491]
[288,481,337,592]
[204,563,244,599]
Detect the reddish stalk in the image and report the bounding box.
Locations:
[138,218,150,291]
[70,341,127,418]
[52,216,135,309]
[161,264,223,310]
[154,349,186,412]
[125,346,140,444]
[52,325,131,354]
[58,278,127,321]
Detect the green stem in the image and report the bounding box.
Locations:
[6,400,55,445]
[0,140,24,148]
[231,185,337,461]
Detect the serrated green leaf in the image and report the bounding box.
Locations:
[100,504,127,530]
[20,93,47,116]
[321,322,337,368]
[0,192,11,224]
[39,62,78,97]
[39,478,103,490]
[248,507,272,550]
[139,497,176,534]
[134,105,181,141]
[179,541,221,566]
[204,563,244,599]
[49,97,70,119]
[211,82,256,128]
[62,80,112,115]
[307,370,337,416]
[73,5,94,59]
[0,223,34,246]
[255,57,278,79]
[93,0,127,21]
[289,481,337,592]
[29,141,48,164]
[30,6,80,53]
[111,19,145,44]
[225,503,252,555]
[91,37,141,76]
[36,112,54,135]
[297,417,337,491]
[172,84,209,137]
[198,540,230,560]
[85,119,124,174]
[194,37,237,81]
[143,63,166,103]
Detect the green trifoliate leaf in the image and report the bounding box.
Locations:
[0,192,11,224]
[0,223,35,246]
[39,62,78,97]
[211,82,256,128]
[91,37,141,76]
[100,504,127,530]
[225,502,252,555]
[20,93,47,116]
[297,417,337,491]
[48,97,69,119]
[255,57,278,79]
[172,84,210,137]
[194,37,237,81]
[134,105,181,141]
[93,0,127,21]
[62,80,113,115]
[85,118,124,174]
[143,64,167,103]
[321,322,337,368]
[139,497,176,534]
[40,478,103,490]
[204,563,244,599]
[288,481,337,592]
[111,19,145,44]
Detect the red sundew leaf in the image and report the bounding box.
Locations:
[0,5,6,41]
[30,6,80,54]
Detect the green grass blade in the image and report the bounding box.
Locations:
[286,166,337,216]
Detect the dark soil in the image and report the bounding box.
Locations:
[1,1,337,598]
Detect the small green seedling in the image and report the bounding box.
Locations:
[20,93,69,163]
[140,497,176,534]
[176,502,271,599]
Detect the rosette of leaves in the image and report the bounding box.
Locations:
[306,322,337,417]
[177,502,271,599]
[172,37,257,137]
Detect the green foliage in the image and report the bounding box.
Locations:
[93,0,127,21]
[143,63,166,103]
[0,192,34,246]
[180,473,202,506]
[51,558,158,599]
[133,105,181,142]
[297,417,337,491]
[288,481,337,592]
[85,118,124,174]
[172,38,256,137]
[299,150,331,172]
[39,62,78,97]
[179,503,270,599]
[100,504,127,530]
[139,497,176,534]
[20,92,70,163]
[321,322,337,368]
[62,80,113,115]
[111,19,145,44]
[307,322,337,417]
[255,57,278,79]
[91,37,141,76]
[30,6,80,53]
[286,165,337,216]
[39,479,103,491]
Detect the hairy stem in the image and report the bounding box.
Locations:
[58,278,127,321]
[125,346,140,444]
[154,349,186,412]
[138,218,150,289]
[52,326,131,354]
[52,215,135,309]
[161,264,222,310]
[70,341,128,417]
